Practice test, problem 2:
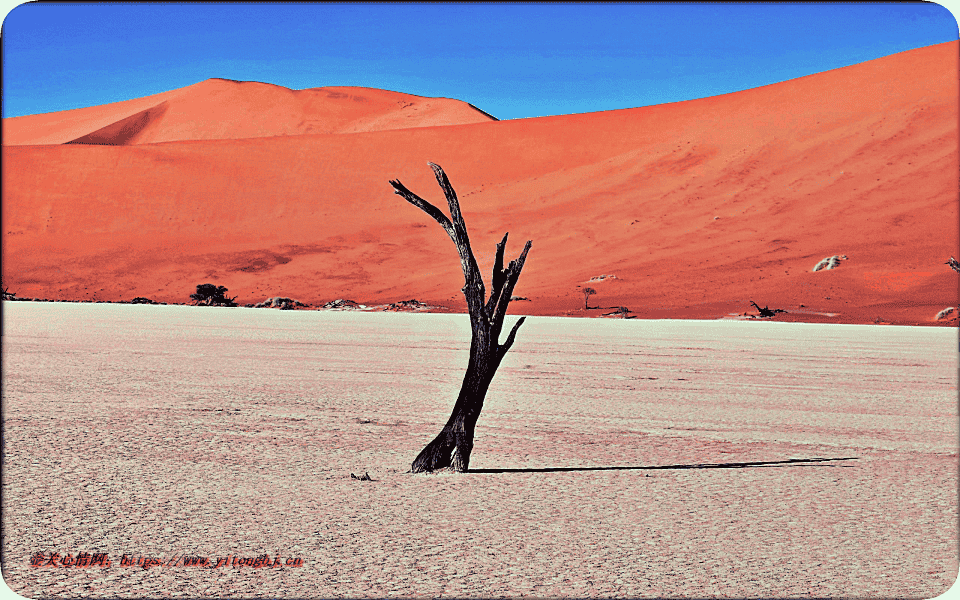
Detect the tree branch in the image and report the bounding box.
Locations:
[389,179,457,244]
[391,165,488,317]
[428,162,467,241]
[498,316,526,360]
[425,163,485,314]
[491,240,532,339]
[485,232,510,317]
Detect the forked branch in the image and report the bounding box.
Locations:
[390,164,534,325]
[491,240,532,339]
[486,232,510,316]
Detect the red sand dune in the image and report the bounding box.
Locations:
[3,42,957,325]
[3,79,496,145]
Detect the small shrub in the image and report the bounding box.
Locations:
[323,299,362,309]
[602,306,633,318]
[190,283,237,307]
[936,307,956,321]
[385,299,428,311]
[254,297,307,310]
[946,257,960,273]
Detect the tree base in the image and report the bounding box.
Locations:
[410,428,473,473]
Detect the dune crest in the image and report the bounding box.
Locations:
[65,102,170,146]
[4,79,496,146]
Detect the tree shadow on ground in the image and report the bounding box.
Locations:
[469,457,858,474]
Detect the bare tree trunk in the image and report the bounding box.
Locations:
[389,163,531,473]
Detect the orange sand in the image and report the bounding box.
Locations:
[3,42,957,325]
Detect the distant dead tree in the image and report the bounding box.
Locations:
[583,287,596,309]
[1,277,15,301]
[389,163,532,473]
[947,257,960,273]
[750,301,786,318]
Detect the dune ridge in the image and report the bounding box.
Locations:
[4,79,496,146]
[2,41,957,325]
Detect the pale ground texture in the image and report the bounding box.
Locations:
[2,303,957,599]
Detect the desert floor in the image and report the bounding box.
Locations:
[2,303,957,598]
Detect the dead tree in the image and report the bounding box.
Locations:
[947,257,960,273]
[389,163,532,473]
[750,301,786,318]
[1,277,16,301]
[583,287,596,309]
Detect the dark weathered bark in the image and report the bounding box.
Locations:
[389,163,532,473]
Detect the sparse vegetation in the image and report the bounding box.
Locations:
[583,287,596,309]
[750,301,786,318]
[946,257,960,273]
[2,279,16,301]
[324,299,362,309]
[254,297,306,310]
[130,297,157,304]
[384,299,429,311]
[190,283,237,307]
[603,306,633,318]
[935,307,956,321]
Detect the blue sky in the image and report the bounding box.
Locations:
[2,2,957,120]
